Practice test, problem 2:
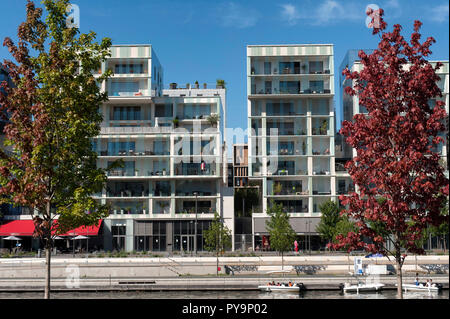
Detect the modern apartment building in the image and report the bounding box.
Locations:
[247,44,336,251]
[93,44,233,253]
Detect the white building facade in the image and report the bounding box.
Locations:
[94,45,233,252]
[247,44,336,251]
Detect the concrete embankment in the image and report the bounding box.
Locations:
[0,255,447,292]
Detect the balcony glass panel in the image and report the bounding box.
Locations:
[109,200,146,214]
[112,106,141,121]
[311,137,331,155]
[155,103,173,117]
[279,81,300,94]
[176,199,216,214]
[153,200,170,214]
[175,181,216,196]
[112,63,144,75]
[313,158,331,175]
[311,99,329,115]
[309,61,324,74]
[312,178,331,195]
[179,104,212,119]
[107,181,148,197]
[174,162,216,176]
[109,81,139,96]
[266,101,295,116]
[267,120,294,135]
[108,161,135,176]
[279,62,300,74]
[153,181,171,196]
[272,200,308,213]
[269,180,306,195]
[312,118,330,135]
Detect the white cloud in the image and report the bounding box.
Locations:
[428,3,449,23]
[279,1,362,27]
[383,0,402,18]
[280,4,301,26]
[218,2,259,29]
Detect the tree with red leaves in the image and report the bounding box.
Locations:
[332,7,449,298]
[0,0,112,299]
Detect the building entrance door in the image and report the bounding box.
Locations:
[181,235,194,252]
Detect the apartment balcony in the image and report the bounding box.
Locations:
[108,200,148,215]
[249,79,332,97]
[108,167,170,178]
[175,198,217,215]
[174,163,217,176]
[271,200,309,213]
[100,126,172,134]
[250,60,331,76]
[175,181,217,197]
[107,80,150,97]
[269,179,308,196]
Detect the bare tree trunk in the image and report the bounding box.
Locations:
[281,251,284,270]
[44,244,51,299]
[216,251,219,276]
[396,259,403,299]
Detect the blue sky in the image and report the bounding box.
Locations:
[1,0,449,138]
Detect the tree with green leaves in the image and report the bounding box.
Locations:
[265,202,296,270]
[316,200,341,246]
[0,0,113,299]
[204,212,232,276]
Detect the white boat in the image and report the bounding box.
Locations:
[258,283,304,293]
[341,272,385,293]
[398,283,442,293]
[341,282,385,293]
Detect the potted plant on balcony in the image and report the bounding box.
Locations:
[162,168,167,176]
[273,182,282,195]
[169,83,177,89]
[207,113,220,127]
[216,79,226,89]
[194,81,199,89]
[159,201,168,214]
[320,119,328,135]
[135,169,139,176]
[203,83,207,89]
[172,116,179,128]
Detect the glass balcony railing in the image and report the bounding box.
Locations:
[174,163,217,176]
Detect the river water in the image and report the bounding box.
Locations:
[0,289,447,299]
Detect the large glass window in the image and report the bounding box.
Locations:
[155,104,173,117]
[280,81,300,94]
[113,106,141,120]
[309,61,323,73]
[309,81,324,93]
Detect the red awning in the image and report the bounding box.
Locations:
[58,220,103,237]
[0,219,103,237]
[0,220,35,236]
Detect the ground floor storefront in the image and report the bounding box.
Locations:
[103,219,213,252]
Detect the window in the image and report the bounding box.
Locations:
[309,61,323,73]
[155,104,173,117]
[264,62,271,75]
[113,106,141,120]
[279,81,300,94]
[309,81,324,92]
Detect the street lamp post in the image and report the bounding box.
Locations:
[194,192,198,255]
[308,219,311,255]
